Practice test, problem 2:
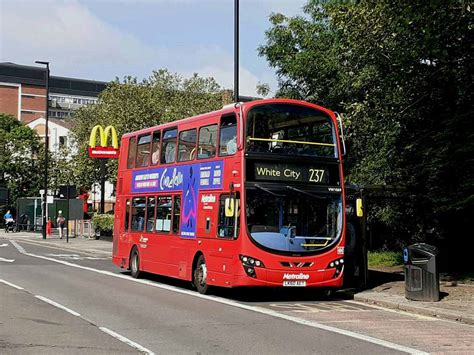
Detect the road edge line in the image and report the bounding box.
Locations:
[35,295,81,317]
[99,327,155,355]
[0,278,24,290]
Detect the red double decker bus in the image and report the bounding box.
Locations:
[113,99,346,294]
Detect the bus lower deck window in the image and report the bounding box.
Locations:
[172,196,181,234]
[131,197,146,231]
[156,196,172,232]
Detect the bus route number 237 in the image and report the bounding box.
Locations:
[309,169,325,183]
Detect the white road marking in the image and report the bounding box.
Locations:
[0,243,8,247]
[0,279,24,290]
[10,240,26,254]
[345,300,439,321]
[45,253,108,261]
[11,245,428,355]
[0,257,15,262]
[35,295,81,317]
[46,253,82,260]
[11,239,111,259]
[99,327,155,355]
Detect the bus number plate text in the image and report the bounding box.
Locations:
[283,280,307,287]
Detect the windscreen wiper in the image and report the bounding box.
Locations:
[254,184,285,197]
[286,186,328,200]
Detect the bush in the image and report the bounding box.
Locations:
[92,213,114,233]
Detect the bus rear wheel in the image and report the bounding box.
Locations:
[130,247,141,279]
[193,255,209,294]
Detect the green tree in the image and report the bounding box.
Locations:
[259,1,473,256]
[0,113,44,201]
[71,69,224,189]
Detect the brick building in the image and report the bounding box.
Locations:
[0,62,107,124]
[0,62,113,212]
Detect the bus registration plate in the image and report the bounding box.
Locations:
[283,280,307,287]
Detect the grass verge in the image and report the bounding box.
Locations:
[368,250,403,268]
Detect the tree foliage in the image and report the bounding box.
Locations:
[0,113,44,202]
[71,69,224,188]
[259,0,473,253]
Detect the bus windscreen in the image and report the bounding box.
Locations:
[246,188,342,253]
[246,104,337,158]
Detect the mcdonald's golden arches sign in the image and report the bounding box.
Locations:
[88,125,120,158]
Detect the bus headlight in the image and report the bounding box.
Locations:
[327,258,344,269]
[240,255,265,268]
[327,258,344,278]
[240,255,265,278]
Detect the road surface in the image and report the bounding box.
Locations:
[1,238,473,354]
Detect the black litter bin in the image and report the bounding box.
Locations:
[403,243,439,301]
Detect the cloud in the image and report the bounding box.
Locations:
[179,45,263,97]
[0,0,286,96]
[0,0,157,75]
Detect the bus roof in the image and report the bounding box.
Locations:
[121,98,335,139]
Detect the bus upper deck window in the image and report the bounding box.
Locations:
[136,134,151,167]
[178,129,197,162]
[161,128,177,164]
[198,124,217,159]
[127,136,137,169]
[151,131,161,165]
[219,114,237,156]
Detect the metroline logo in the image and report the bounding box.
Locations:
[283,273,310,280]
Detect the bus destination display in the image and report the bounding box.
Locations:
[253,163,329,184]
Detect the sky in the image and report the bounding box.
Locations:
[0,0,307,96]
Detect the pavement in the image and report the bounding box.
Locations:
[355,268,474,326]
[2,230,473,326]
[0,230,112,257]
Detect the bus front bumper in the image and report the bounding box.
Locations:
[233,267,344,288]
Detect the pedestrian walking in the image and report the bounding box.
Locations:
[56,211,66,239]
[4,210,14,233]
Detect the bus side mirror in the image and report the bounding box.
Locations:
[356,198,364,217]
[225,198,235,217]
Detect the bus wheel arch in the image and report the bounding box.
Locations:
[192,252,209,294]
[130,246,141,279]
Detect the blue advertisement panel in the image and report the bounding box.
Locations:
[181,165,199,239]
[131,161,224,239]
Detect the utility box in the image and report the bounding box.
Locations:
[404,243,439,302]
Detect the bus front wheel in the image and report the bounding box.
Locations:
[130,247,141,279]
[193,255,209,294]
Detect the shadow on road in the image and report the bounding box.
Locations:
[120,270,355,303]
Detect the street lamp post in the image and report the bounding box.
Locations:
[36,61,50,240]
[234,0,239,102]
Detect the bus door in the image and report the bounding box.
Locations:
[129,196,151,263]
[148,195,180,274]
[208,193,240,283]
